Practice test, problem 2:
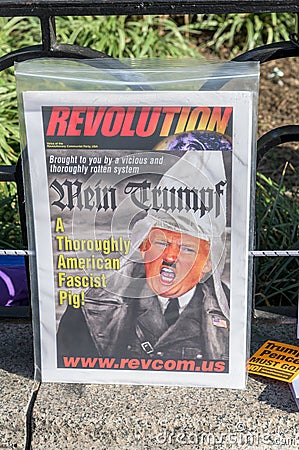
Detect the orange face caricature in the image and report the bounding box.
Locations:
[140,227,211,298]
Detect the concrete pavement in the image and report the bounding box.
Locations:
[0,318,298,450]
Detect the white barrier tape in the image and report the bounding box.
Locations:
[0,249,34,256]
[250,250,299,257]
[0,249,297,257]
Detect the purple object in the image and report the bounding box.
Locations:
[0,266,29,306]
[156,130,232,152]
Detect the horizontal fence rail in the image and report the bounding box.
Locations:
[0,0,298,17]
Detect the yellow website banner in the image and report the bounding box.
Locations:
[248,340,299,382]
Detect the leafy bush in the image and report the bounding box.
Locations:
[0,72,20,164]
[255,167,299,306]
[194,13,295,55]
[56,15,200,58]
[0,182,23,249]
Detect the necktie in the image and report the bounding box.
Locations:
[164,298,179,327]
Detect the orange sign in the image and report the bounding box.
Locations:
[248,340,299,382]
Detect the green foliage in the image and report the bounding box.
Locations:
[56,15,199,58]
[195,13,294,55]
[0,72,20,164]
[0,183,23,249]
[0,17,42,164]
[0,16,41,56]
[255,168,299,306]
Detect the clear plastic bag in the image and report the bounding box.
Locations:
[15,58,259,387]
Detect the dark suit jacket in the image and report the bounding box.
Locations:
[57,271,229,366]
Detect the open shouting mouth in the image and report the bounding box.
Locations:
[160,267,176,285]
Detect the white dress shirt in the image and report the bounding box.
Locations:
[157,286,197,315]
